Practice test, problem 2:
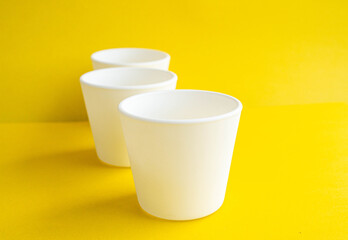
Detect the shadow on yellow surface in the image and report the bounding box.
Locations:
[0,104,347,239]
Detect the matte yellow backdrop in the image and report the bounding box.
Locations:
[1,0,348,240]
[1,0,347,121]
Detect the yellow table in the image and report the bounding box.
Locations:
[1,103,347,239]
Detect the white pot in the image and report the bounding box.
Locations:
[91,48,170,70]
[80,68,177,167]
[119,90,242,220]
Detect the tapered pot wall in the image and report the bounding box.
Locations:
[119,90,242,219]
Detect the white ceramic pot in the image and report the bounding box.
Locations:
[91,48,170,70]
[119,90,243,220]
[80,68,177,167]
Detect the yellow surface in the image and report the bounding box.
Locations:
[1,103,347,239]
[1,0,347,238]
[1,0,348,122]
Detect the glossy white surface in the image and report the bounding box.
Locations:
[119,90,242,220]
[91,48,170,70]
[80,68,177,166]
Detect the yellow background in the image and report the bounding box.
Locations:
[1,0,348,239]
[1,105,347,239]
[1,0,347,122]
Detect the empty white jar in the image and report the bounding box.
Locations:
[119,90,242,220]
[80,68,177,167]
[91,48,170,70]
